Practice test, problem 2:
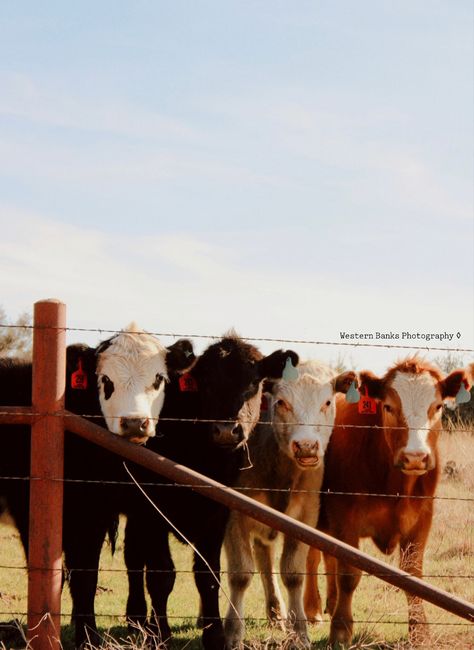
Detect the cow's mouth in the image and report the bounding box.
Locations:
[126,435,150,445]
[296,456,320,468]
[401,468,428,476]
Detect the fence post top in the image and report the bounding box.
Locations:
[34,298,65,306]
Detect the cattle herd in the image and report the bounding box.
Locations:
[0,323,471,649]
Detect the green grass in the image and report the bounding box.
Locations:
[1,429,473,649]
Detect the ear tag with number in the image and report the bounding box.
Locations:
[346,380,361,404]
[455,382,471,405]
[71,359,88,390]
[179,372,198,392]
[358,387,377,414]
[282,357,299,382]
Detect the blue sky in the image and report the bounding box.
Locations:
[0,1,472,371]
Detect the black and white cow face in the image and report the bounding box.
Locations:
[96,324,194,443]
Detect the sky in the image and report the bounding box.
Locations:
[0,1,473,373]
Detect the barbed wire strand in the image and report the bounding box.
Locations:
[0,475,472,502]
[1,323,472,353]
[1,565,472,579]
[1,409,472,436]
[0,612,471,626]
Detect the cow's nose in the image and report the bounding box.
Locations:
[401,451,429,469]
[120,417,150,436]
[212,422,244,446]
[292,440,319,456]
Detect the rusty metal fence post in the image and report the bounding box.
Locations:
[28,300,66,650]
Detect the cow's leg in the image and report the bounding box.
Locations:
[329,536,361,647]
[124,514,147,629]
[224,517,254,650]
[400,508,432,646]
[323,553,338,617]
[303,546,323,624]
[280,535,310,649]
[193,535,226,650]
[145,531,175,648]
[254,537,286,626]
[64,519,108,649]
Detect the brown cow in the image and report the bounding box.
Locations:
[303,357,471,647]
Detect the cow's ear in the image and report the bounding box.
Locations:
[166,339,195,374]
[333,370,358,394]
[440,369,471,400]
[359,371,385,400]
[257,350,299,380]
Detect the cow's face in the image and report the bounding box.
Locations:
[272,362,357,469]
[193,335,299,448]
[362,359,470,475]
[96,324,194,443]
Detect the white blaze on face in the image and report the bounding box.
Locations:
[272,360,339,466]
[391,371,438,456]
[97,323,169,439]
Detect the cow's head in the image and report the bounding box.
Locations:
[192,333,299,447]
[271,361,357,469]
[94,324,194,443]
[361,357,471,475]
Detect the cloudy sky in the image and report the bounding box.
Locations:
[0,1,472,372]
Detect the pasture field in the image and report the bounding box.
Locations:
[0,428,473,649]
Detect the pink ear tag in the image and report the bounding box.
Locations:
[71,359,88,390]
[358,387,377,414]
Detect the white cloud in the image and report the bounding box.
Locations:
[0,206,471,373]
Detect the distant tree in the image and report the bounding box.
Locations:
[432,352,465,374]
[0,307,32,358]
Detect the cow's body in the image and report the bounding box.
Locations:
[123,335,299,650]
[303,358,471,647]
[0,327,193,648]
[224,361,357,649]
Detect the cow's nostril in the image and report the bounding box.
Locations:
[140,418,150,433]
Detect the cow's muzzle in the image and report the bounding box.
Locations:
[398,451,431,475]
[120,417,154,445]
[291,440,321,468]
[212,422,245,447]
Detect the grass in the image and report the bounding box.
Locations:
[0,427,473,649]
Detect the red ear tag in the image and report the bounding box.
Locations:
[179,372,198,392]
[358,387,377,415]
[71,359,88,390]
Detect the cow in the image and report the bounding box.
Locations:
[0,324,194,648]
[223,361,358,649]
[303,357,471,647]
[123,334,299,650]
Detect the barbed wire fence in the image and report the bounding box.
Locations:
[0,320,473,643]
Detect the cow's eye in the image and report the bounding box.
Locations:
[101,375,114,400]
[325,400,331,407]
[435,403,443,411]
[153,374,164,390]
[383,404,392,413]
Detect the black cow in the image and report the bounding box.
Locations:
[0,329,194,648]
[123,334,299,650]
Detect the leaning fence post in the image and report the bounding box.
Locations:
[28,300,66,650]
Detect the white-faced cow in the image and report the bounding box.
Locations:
[303,357,471,647]
[123,334,299,650]
[224,361,358,649]
[0,324,194,648]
